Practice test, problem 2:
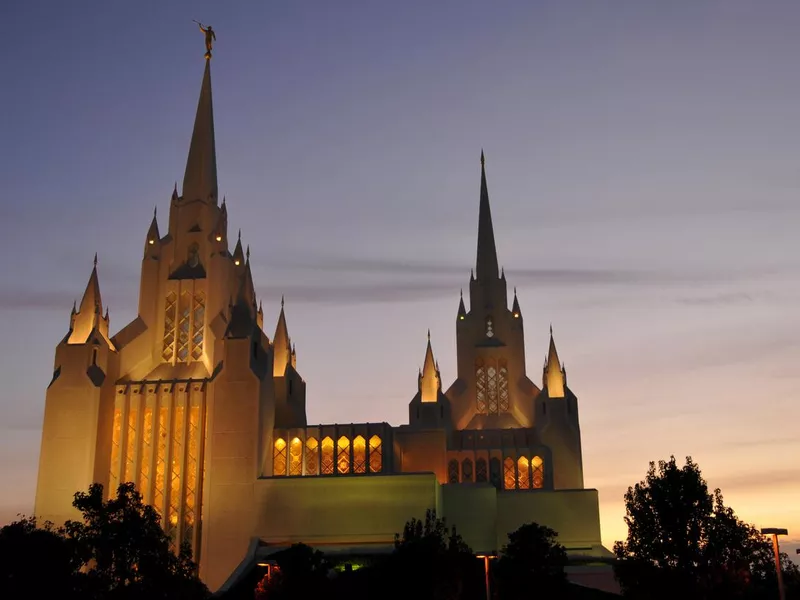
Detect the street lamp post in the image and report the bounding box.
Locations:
[760,528,788,600]
[475,553,497,600]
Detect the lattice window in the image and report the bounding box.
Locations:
[476,458,488,482]
[447,459,459,483]
[138,405,154,504]
[153,406,168,514]
[183,403,200,544]
[532,455,544,489]
[490,457,501,489]
[124,402,138,483]
[486,316,494,338]
[337,436,350,474]
[177,291,191,363]
[162,292,177,362]
[305,437,319,475]
[487,360,499,414]
[321,437,334,475]
[503,457,516,490]
[369,435,382,473]
[517,456,530,490]
[168,403,185,539]
[498,360,509,412]
[273,438,287,476]
[461,458,473,483]
[476,359,487,414]
[109,404,123,497]
[289,438,302,476]
[191,292,205,361]
[353,436,366,474]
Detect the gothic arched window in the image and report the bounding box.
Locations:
[476,458,488,483]
[447,459,459,484]
[532,455,544,489]
[321,437,334,475]
[273,438,287,476]
[305,437,319,476]
[289,438,302,476]
[337,436,350,474]
[461,458,474,482]
[369,435,382,473]
[517,456,530,489]
[353,435,366,474]
[503,457,516,490]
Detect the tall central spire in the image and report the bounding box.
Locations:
[182,60,218,204]
[475,150,499,280]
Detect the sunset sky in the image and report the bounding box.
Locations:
[0,1,798,557]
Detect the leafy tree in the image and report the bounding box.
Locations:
[614,456,799,600]
[254,543,330,599]
[494,522,568,599]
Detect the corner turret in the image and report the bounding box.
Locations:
[409,331,451,429]
[271,297,307,428]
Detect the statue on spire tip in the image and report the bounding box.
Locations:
[195,21,216,59]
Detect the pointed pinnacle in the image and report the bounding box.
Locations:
[238,228,242,241]
[222,195,226,206]
[427,328,431,341]
[480,149,485,167]
[93,253,98,267]
[246,245,250,260]
[281,294,285,308]
[72,299,77,314]
[550,323,553,336]
[154,205,157,217]
[460,288,463,298]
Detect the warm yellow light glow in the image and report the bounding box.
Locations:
[289,437,302,476]
[215,235,222,242]
[513,312,519,318]
[148,239,155,245]
[459,315,465,320]
[234,259,240,265]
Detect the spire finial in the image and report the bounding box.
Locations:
[238,228,241,241]
[281,294,285,308]
[550,323,553,336]
[480,148,485,167]
[427,328,431,341]
[514,286,517,295]
[93,253,98,267]
[246,245,250,260]
[460,288,463,298]
[153,205,157,217]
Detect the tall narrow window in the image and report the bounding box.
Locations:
[161,292,177,362]
[531,456,544,489]
[321,437,334,475]
[517,456,530,490]
[498,360,509,412]
[305,437,319,476]
[109,402,123,496]
[487,360,499,414]
[153,405,168,514]
[489,457,501,489]
[476,458,488,483]
[337,436,350,474]
[462,458,474,483]
[368,435,382,473]
[177,291,191,363]
[448,459,459,484]
[138,404,154,504]
[476,359,487,414]
[183,400,201,545]
[124,400,138,483]
[289,438,303,476]
[503,457,516,490]
[486,317,494,338]
[191,291,205,361]
[273,438,287,476]
[353,436,366,474]
[168,400,185,540]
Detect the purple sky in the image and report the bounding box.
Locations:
[1,1,798,555]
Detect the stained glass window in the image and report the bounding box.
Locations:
[517,456,530,490]
[498,360,509,412]
[368,435,382,473]
[531,455,544,489]
[162,292,177,362]
[476,458,488,483]
[447,459,459,483]
[153,405,168,514]
[353,436,366,474]
[321,437,334,475]
[289,438,302,476]
[273,438,287,476]
[138,404,154,504]
[476,359,487,414]
[124,401,138,483]
[487,360,498,414]
[462,458,473,482]
[109,403,123,497]
[177,291,191,363]
[191,292,205,361]
[183,402,200,545]
[337,436,350,474]
[168,402,185,540]
[503,457,516,490]
[305,437,319,476]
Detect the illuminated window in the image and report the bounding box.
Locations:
[168,402,185,540]
[461,458,473,483]
[517,456,530,490]
[368,435,382,473]
[273,438,287,476]
[503,457,516,490]
[124,401,138,483]
[305,437,319,476]
[153,406,168,514]
[321,437,334,475]
[289,438,303,476]
[183,401,200,544]
[532,455,544,489]
[476,359,487,414]
[490,457,501,489]
[337,436,350,474]
[486,317,494,338]
[487,361,498,414]
[191,292,205,361]
[109,403,123,497]
[498,360,509,412]
[448,459,459,483]
[161,292,177,362]
[476,458,488,483]
[177,291,191,363]
[138,404,154,504]
[353,436,366,474]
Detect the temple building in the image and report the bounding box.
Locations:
[34,54,609,592]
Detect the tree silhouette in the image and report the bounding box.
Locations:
[253,543,329,600]
[494,522,568,598]
[614,456,800,599]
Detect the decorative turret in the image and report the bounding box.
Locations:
[409,330,451,429]
[225,255,258,338]
[232,230,244,266]
[182,59,218,204]
[457,289,467,321]
[257,300,264,330]
[418,330,442,403]
[543,325,565,398]
[68,255,113,348]
[512,288,521,319]
[210,197,228,247]
[273,296,292,377]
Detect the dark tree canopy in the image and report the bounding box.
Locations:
[494,522,568,598]
[253,543,330,600]
[614,456,800,600]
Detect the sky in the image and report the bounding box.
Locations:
[0,1,798,558]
